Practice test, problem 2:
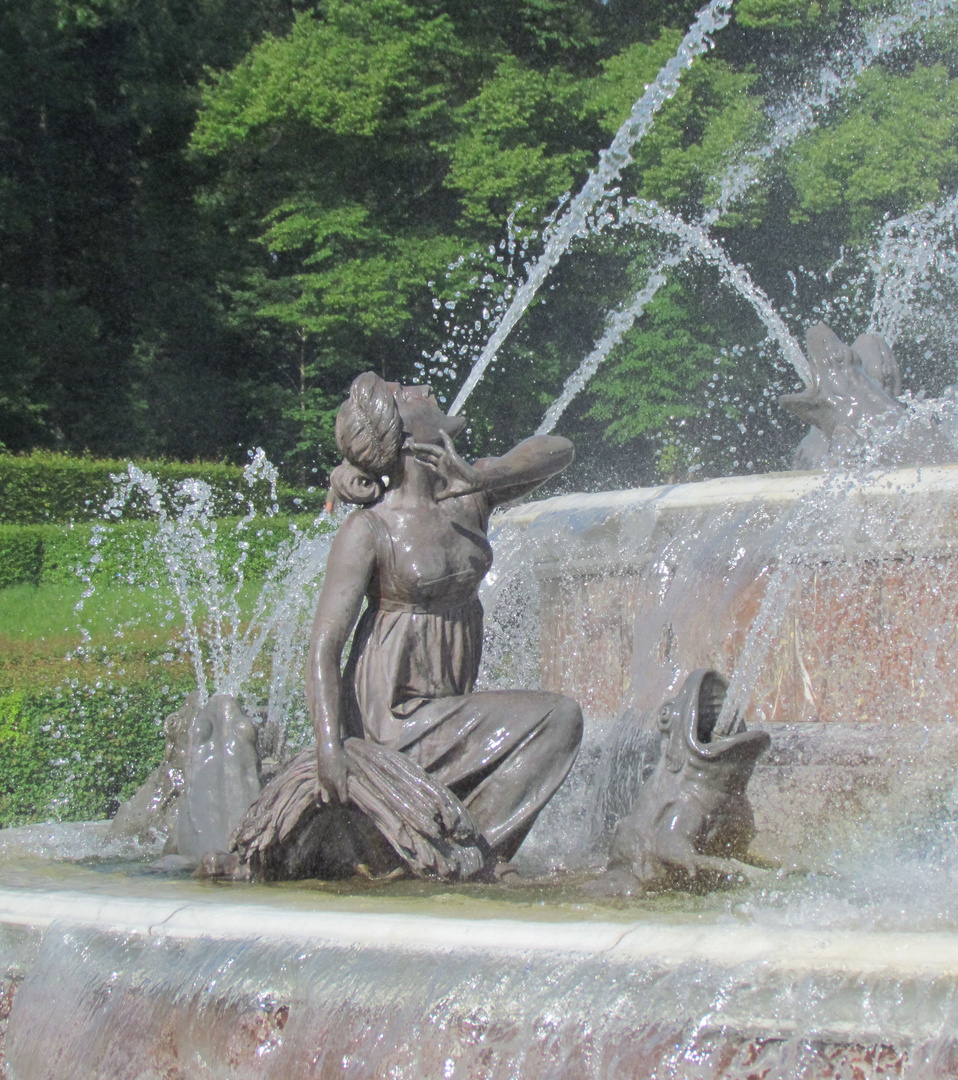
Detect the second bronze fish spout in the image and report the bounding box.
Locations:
[594,669,773,896]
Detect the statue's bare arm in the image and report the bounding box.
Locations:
[306,513,375,802]
[411,433,573,506]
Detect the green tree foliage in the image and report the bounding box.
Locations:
[586,279,717,444]
[586,32,765,215]
[3,0,958,482]
[188,0,610,469]
[444,57,594,226]
[789,64,958,234]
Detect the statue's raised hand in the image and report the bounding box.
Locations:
[411,431,486,501]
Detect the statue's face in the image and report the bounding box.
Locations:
[389,383,466,444]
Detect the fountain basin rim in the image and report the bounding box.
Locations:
[2,884,957,977]
[498,463,958,526]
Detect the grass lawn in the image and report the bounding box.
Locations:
[0,581,190,696]
[0,576,284,693]
[0,537,325,824]
[0,468,331,824]
[0,580,176,642]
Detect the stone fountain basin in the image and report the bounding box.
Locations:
[492,464,958,862]
[495,464,958,722]
[1,858,957,1077]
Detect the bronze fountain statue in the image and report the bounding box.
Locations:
[591,669,773,895]
[780,323,952,467]
[200,373,584,882]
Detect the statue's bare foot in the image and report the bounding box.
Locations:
[581,867,647,898]
[147,854,198,874]
[471,858,519,883]
[687,856,779,892]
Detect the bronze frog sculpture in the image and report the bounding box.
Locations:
[596,669,772,895]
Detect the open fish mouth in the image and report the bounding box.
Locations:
[680,669,770,763]
[694,669,728,744]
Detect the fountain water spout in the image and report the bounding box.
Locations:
[780,323,953,467]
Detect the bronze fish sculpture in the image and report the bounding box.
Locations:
[598,669,772,895]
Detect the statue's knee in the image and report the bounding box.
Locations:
[549,694,583,751]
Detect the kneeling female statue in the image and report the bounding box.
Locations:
[212,373,582,882]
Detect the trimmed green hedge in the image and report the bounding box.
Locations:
[0,514,330,589]
[0,451,327,524]
[0,684,185,826]
[0,526,46,588]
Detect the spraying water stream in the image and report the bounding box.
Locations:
[534,0,958,434]
[445,0,735,417]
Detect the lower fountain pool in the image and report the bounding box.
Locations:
[2,813,958,1078]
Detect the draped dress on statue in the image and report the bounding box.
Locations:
[229,489,582,878]
[341,495,583,860]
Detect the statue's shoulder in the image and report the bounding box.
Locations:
[330,507,376,547]
[324,509,382,579]
[338,505,391,547]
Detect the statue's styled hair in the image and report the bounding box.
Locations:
[330,372,403,505]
